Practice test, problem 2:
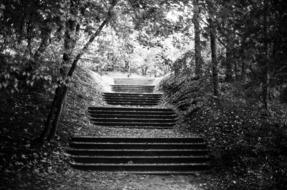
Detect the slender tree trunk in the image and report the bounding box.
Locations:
[35,2,117,144]
[207,2,219,96]
[262,0,270,110]
[241,59,246,82]
[225,41,233,82]
[193,0,202,78]
[234,61,240,80]
[240,39,247,83]
[37,16,78,143]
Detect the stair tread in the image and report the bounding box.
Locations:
[88,107,173,110]
[70,142,205,145]
[90,118,176,121]
[67,148,208,151]
[70,162,210,168]
[112,85,155,87]
[88,113,177,116]
[88,111,175,114]
[70,155,209,158]
[71,137,203,140]
[103,93,162,95]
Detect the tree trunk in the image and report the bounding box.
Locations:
[262,0,270,110]
[193,0,202,78]
[240,39,247,83]
[225,43,233,82]
[208,1,219,96]
[241,59,246,83]
[34,2,117,145]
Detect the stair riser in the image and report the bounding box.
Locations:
[104,101,160,104]
[105,101,159,103]
[70,157,209,163]
[105,101,160,103]
[112,87,154,89]
[106,103,159,106]
[70,144,207,149]
[112,90,154,93]
[114,79,154,85]
[88,107,173,111]
[112,87,155,89]
[67,150,208,156]
[103,95,161,100]
[88,114,177,119]
[71,164,209,171]
[112,86,155,88]
[90,119,176,123]
[71,138,205,143]
[88,111,175,115]
[104,98,161,101]
[103,93,161,96]
[91,122,175,127]
[103,94,161,97]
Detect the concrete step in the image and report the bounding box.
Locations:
[104,98,161,101]
[71,137,205,143]
[114,78,154,85]
[90,121,175,128]
[70,162,210,171]
[104,97,161,101]
[104,102,159,106]
[103,92,162,97]
[90,118,176,123]
[67,149,209,156]
[104,100,160,105]
[88,113,178,119]
[69,155,209,163]
[69,142,207,149]
[88,107,175,113]
[112,85,155,88]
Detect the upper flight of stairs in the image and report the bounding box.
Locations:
[68,137,210,174]
[103,92,162,106]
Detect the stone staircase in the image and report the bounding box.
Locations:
[68,77,210,173]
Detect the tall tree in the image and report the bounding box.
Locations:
[207,0,219,96]
[35,0,118,144]
[193,0,203,78]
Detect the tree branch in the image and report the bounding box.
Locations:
[67,1,117,77]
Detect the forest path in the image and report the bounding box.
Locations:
[62,75,210,190]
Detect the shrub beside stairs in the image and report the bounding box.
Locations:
[67,78,210,174]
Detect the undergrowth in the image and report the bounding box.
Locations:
[0,66,103,189]
[160,74,287,190]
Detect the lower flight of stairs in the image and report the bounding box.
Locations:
[103,92,162,106]
[88,106,177,128]
[68,137,210,174]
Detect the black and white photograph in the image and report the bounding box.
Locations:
[0,0,286,189]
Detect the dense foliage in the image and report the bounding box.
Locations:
[161,72,287,189]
